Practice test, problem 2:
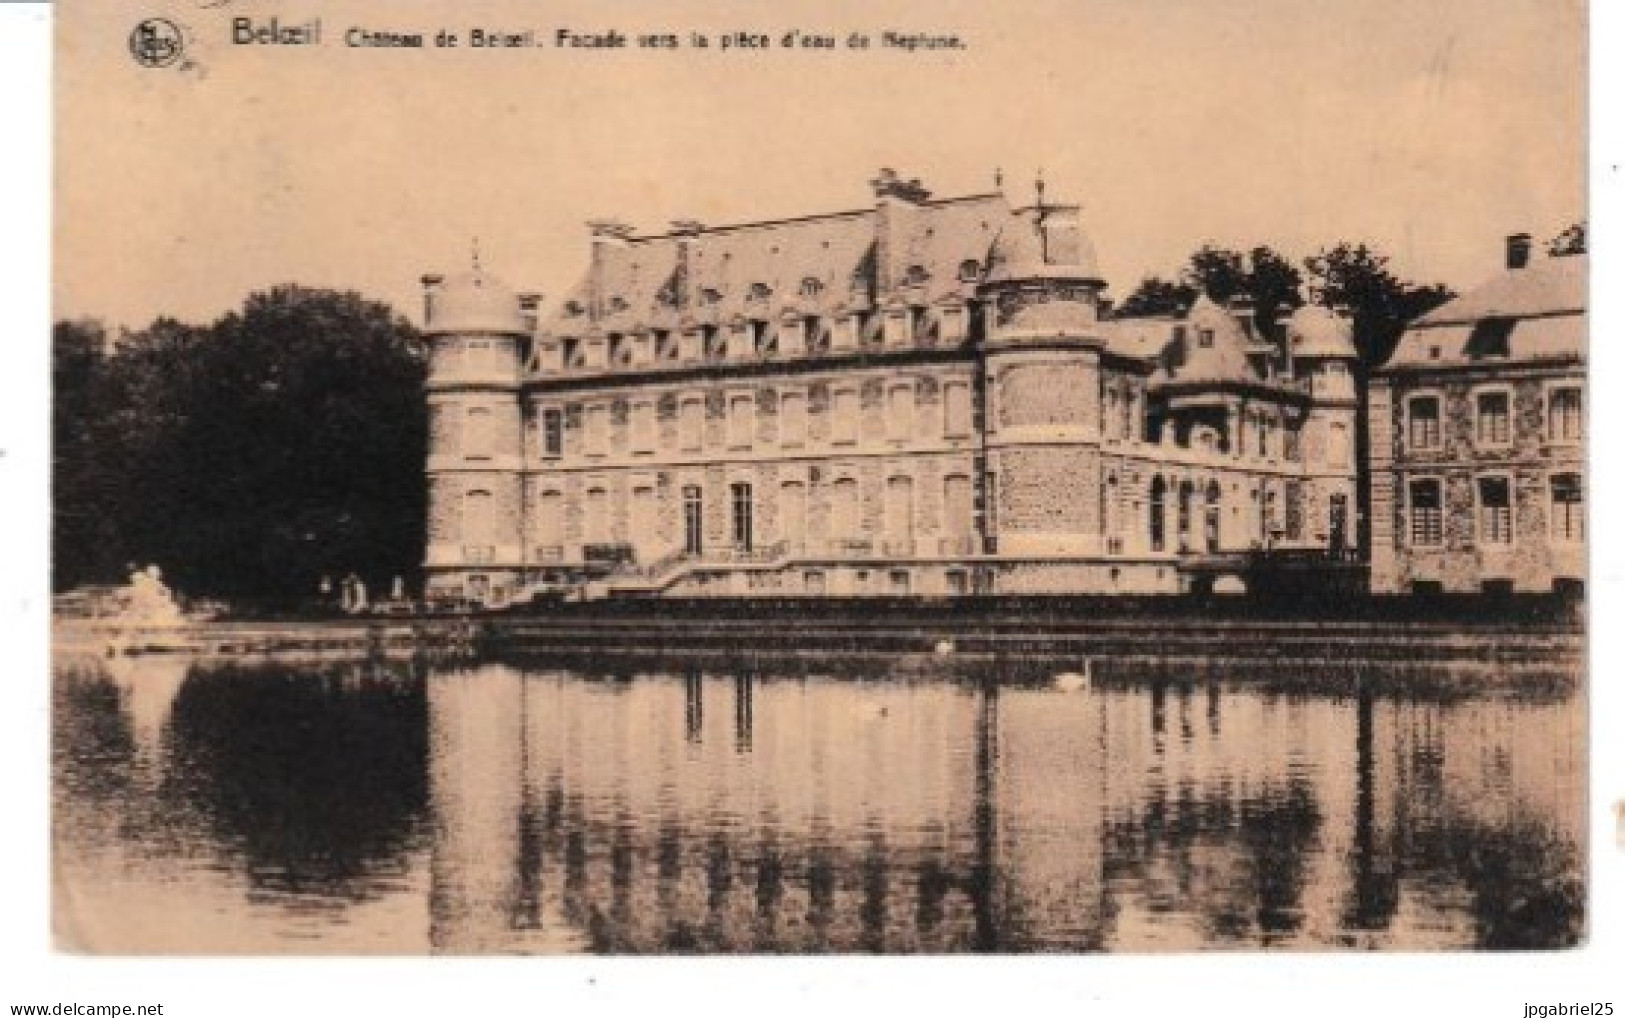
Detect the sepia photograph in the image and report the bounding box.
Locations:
[40,0,1600,975]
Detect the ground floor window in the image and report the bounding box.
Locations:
[1551,472,1583,543]
[1329,493,1349,552]
[1150,476,1166,552]
[1409,479,1443,546]
[1477,476,1512,545]
[683,485,704,555]
[731,482,754,552]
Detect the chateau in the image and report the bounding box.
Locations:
[421,170,1359,605]
[1368,237,1585,594]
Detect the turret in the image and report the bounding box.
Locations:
[1285,300,1360,552]
[974,180,1112,561]
[422,265,532,606]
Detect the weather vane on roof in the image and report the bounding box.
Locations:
[1035,169,1046,208]
[471,236,482,273]
[994,166,1004,190]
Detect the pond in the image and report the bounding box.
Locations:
[51,649,1585,953]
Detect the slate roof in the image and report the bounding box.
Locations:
[1384,254,1586,370]
[543,193,1013,335]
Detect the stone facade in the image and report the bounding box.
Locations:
[1369,246,1585,594]
[423,172,1361,603]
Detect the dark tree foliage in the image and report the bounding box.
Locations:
[53,320,124,589]
[1547,221,1586,257]
[52,286,426,598]
[1116,245,1304,342]
[1114,276,1196,320]
[1303,243,1455,370]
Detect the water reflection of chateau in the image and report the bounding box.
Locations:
[425,664,1582,953]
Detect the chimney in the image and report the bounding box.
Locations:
[1506,232,1532,271]
[587,220,635,322]
[420,273,444,326]
[671,220,704,311]
[869,168,931,297]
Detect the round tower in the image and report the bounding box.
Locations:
[975,191,1112,579]
[422,267,530,606]
[1286,301,1360,554]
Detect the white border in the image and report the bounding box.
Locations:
[3,3,1622,1015]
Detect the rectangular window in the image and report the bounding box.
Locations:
[683,485,704,555]
[1478,476,1512,545]
[1549,387,1583,442]
[541,407,563,457]
[1476,391,1511,446]
[585,404,608,456]
[1551,473,1583,543]
[631,401,656,453]
[780,392,807,447]
[465,406,493,460]
[831,389,859,444]
[1409,478,1443,546]
[1408,396,1441,450]
[728,395,754,449]
[886,384,914,441]
[943,382,972,438]
[731,482,754,552]
[679,398,703,452]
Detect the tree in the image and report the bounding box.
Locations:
[1548,221,1586,257]
[1116,276,1196,320]
[1303,243,1455,370]
[52,286,427,599]
[1116,245,1304,342]
[52,319,124,590]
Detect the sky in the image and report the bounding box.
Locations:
[56,0,1586,329]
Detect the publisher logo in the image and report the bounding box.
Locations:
[129,18,184,68]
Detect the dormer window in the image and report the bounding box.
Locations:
[608,296,629,314]
[958,259,981,282]
[564,300,585,318]
[904,264,930,288]
[800,276,824,299]
[1198,328,1215,349]
[702,324,725,361]
[803,315,827,353]
[752,320,775,357]
[654,329,677,361]
[1466,317,1514,359]
[700,287,722,307]
[748,282,772,304]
